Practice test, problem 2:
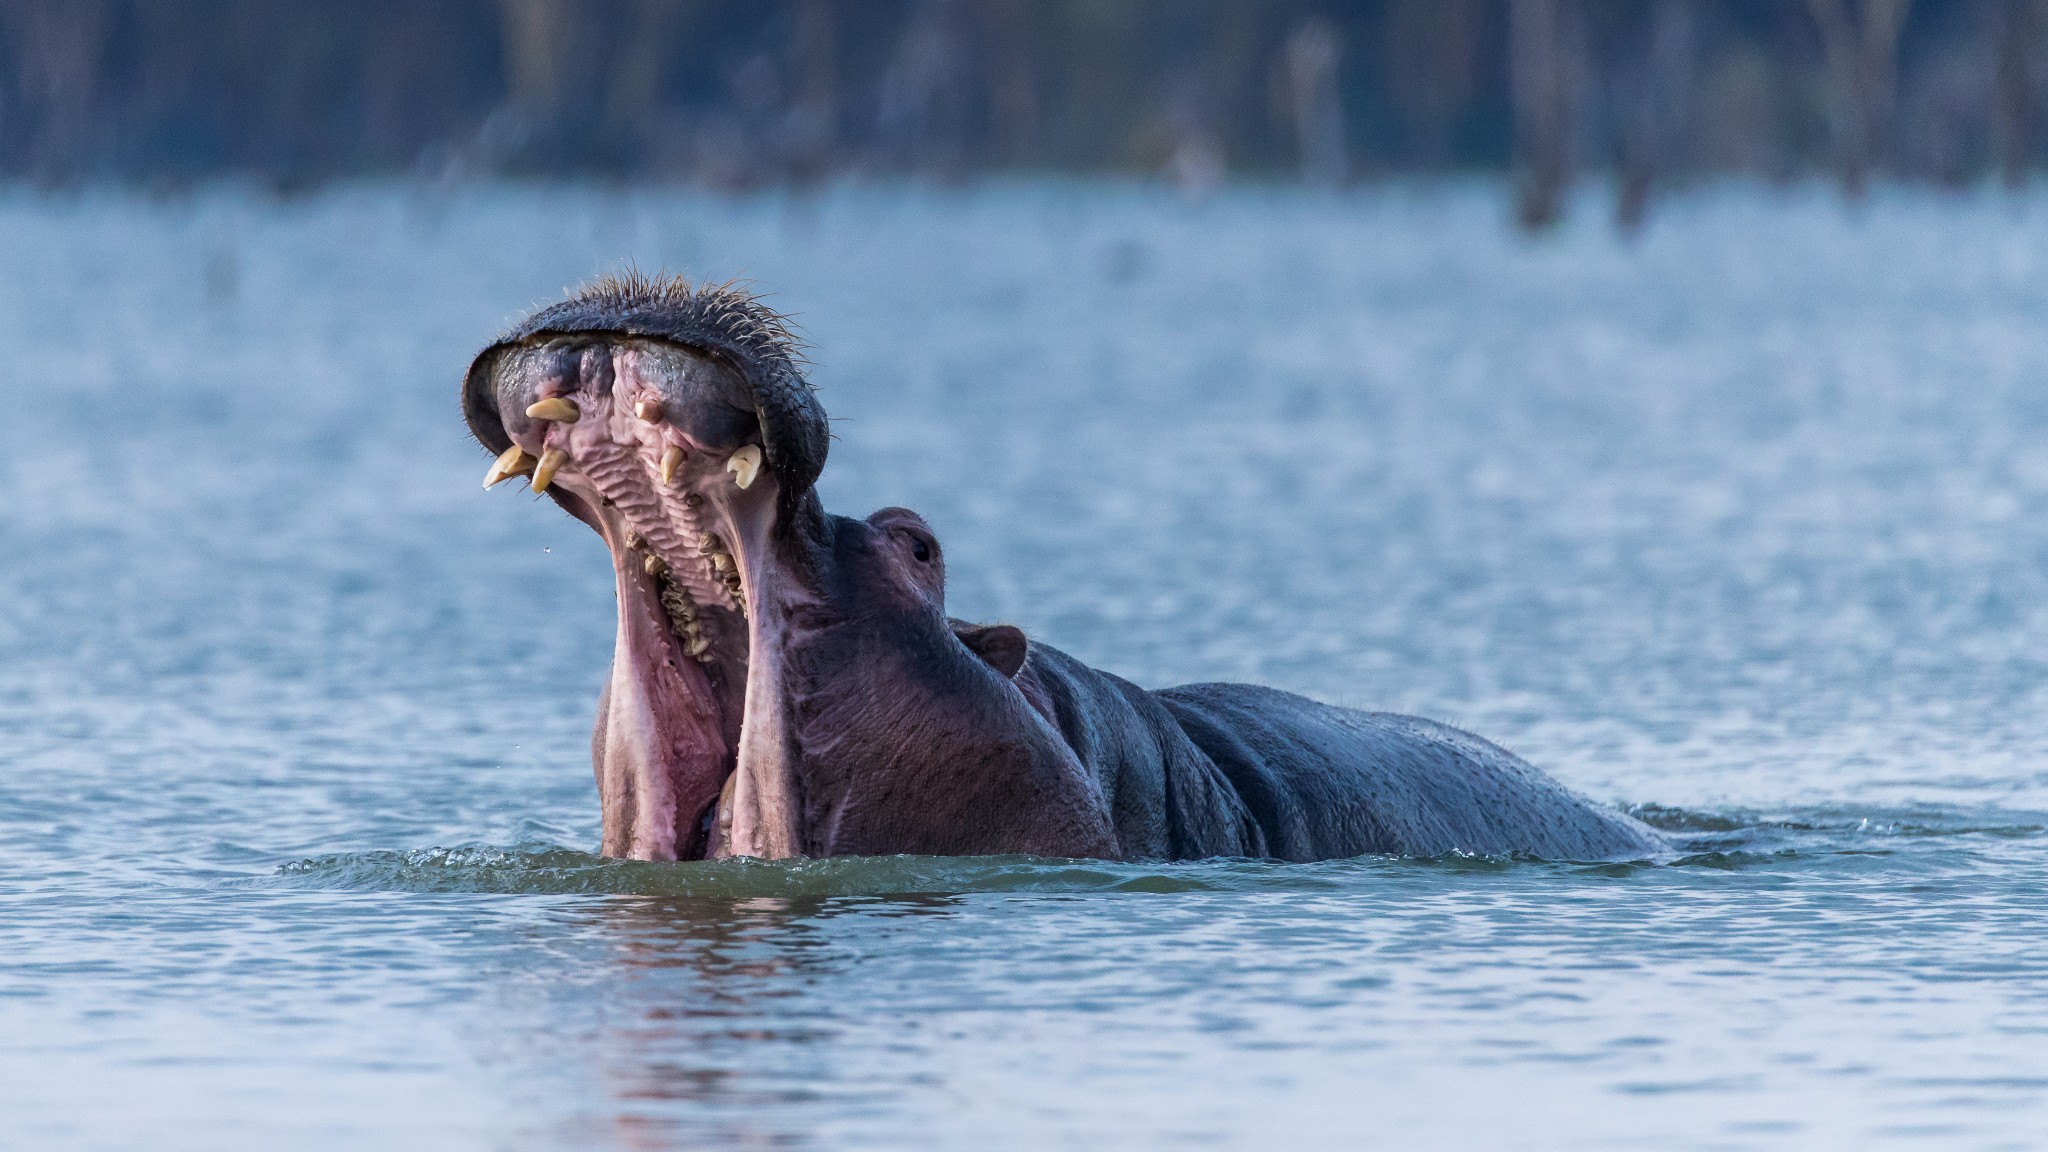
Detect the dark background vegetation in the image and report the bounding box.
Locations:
[0,1,2035,226]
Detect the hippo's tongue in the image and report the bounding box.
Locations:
[486,341,810,861]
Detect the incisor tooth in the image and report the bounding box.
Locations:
[525,397,582,423]
[727,444,762,489]
[531,448,568,493]
[635,398,664,423]
[482,445,535,489]
[659,444,686,486]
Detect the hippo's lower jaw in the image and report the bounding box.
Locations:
[481,336,812,862]
[577,456,797,864]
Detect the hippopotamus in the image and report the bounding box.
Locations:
[463,274,1667,864]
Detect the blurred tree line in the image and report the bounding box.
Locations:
[0,1,2038,226]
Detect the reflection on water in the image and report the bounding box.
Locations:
[576,897,860,1152]
[5,182,2048,1148]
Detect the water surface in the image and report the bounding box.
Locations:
[3,182,2047,1149]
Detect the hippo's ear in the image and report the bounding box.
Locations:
[953,623,1029,680]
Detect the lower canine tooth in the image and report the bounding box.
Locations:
[659,445,686,486]
[531,448,568,493]
[727,445,762,489]
[482,445,535,489]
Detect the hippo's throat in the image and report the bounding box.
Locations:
[494,342,813,862]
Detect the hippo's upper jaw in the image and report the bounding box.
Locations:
[464,275,830,861]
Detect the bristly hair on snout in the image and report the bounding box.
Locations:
[570,270,808,366]
[463,270,832,521]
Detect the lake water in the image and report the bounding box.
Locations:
[3,181,2047,1150]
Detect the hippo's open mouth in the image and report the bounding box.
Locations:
[463,278,829,861]
[460,274,1675,867]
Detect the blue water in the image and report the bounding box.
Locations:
[4,181,2048,1149]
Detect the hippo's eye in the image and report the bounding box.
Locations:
[911,540,932,563]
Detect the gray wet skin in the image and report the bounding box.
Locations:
[466,276,1669,863]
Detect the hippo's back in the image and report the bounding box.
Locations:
[1154,682,1666,862]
